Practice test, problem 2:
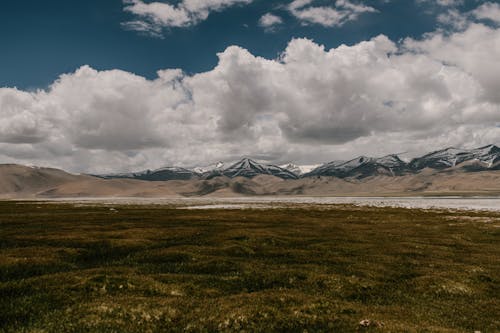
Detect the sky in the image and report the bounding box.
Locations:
[1,0,500,173]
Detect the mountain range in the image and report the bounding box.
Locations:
[1,144,499,198]
[97,144,500,181]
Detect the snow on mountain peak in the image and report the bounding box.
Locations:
[211,158,298,179]
[410,145,500,170]
[280,163,322,175]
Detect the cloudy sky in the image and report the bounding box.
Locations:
[1,0,500,173]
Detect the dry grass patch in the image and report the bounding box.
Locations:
[0,201,499,332]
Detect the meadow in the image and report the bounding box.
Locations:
[0,201,499,332]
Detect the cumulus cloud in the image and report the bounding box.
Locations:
[437,9,468,30]
[0,89,49,144]
[259,13,283,31]
[0,66,204,172]
[189,30,499,149]
[472,2,500,24]
[1,7,500,172]
[122,0,252,35]
[288,0,377,27]
[404,23,500,104]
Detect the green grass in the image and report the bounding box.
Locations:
[0,201,499,332]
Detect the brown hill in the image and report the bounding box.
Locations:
[37,178,179,198]
[0,164,90,198]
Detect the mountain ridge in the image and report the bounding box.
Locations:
[93,144,500,181]
[2,159,500,198]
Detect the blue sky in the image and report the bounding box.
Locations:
[1,0,500,172]
[0,0,477,89]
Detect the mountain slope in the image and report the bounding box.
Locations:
[0,164,90,197]
[280,163,322,176]
[98,167,199,181]
[409,145,500,171]
[206,158,299,180]
[305,155,411,179]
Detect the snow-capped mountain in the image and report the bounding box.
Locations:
[305,155,411,179]
[409,145,500,171]
[191,161,226,174]
[99,158,299,181]
[206,158,299,180]
[96,144,499,182]
[280,163,301,175]
[280,163,322,176]
[301,160,345,177]
[305,145,500,179]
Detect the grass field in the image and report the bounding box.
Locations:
[0,201,499,332]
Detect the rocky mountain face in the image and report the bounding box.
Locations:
[305,155,410,179]
[306,145,500,179]
[280,163,302,176]
[280,163,323,176]
[409,145,500,171]
[97,158,298,181]
[97,167,199,181]
[205,158,299,180]
[96,145,500,181]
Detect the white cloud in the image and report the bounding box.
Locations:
[188,32,499,149]
[404,23,500,104]
[259,13,283,31]
[1,11,500,172]
[121,20,164,38]
[288,0,377,27]
[440,0,462,5]
[417,0,463,7]
[0,89,49,144]
[472,2,500,24]
[437,9,468,30]
[0,66,203,172]
[123,0,252,34]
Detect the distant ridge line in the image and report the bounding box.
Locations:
[93,144,500,181]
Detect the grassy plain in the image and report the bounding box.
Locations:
[0,201,499,332]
